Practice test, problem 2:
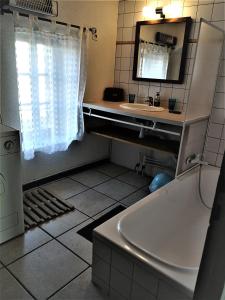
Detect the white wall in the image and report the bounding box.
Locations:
[57,1,118,101]
[0,1,118,184]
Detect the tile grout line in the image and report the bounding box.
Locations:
[3,265,37,300]
[1,217,92,269]
[44,217,95,240]
[46,266,91,300]
[39,227,93,267]
[1,238,54,268]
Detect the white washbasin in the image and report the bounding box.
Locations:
[120,103,165,112]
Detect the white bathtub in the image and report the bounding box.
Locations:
[118,165,220,271]
[93,164,220,297]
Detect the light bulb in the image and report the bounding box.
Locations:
[142,5,157,19]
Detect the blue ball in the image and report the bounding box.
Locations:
[149,173,173,193]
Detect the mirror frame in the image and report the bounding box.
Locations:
[132,17,192,84]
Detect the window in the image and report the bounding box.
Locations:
[15,24,86,160]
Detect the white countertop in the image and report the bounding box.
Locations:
[83,101,209,127]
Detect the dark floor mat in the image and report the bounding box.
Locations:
[77,205,126,242]
[23,188,75,230]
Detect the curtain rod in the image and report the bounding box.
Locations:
[140,39,167,48]
[1,10,98,40]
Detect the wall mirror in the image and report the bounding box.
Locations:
[133,17,192,83]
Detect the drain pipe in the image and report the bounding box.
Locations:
[194,151,225,300]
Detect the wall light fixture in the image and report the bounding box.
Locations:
[143,1,183,20]
[155,7,165,19]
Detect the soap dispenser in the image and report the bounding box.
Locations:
[154,92,160,107]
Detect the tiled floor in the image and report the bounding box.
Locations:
[0,162,151,300]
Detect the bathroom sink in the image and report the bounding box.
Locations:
[120,103,165,112]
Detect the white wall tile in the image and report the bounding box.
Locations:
[172,88,185,102]
[184,0,198,6]
[123,27,133,41]
[219,139,225,154]
[93,238,111,263]
[116,45,122,57]
[198,0,214,5]
[120,70,130,83]
[222,41,225,60]
[212,3,225,21]
[158,281,191,300]
[183,6,198,19]
[128,70,135,84]
[134,11,145,24]
[131,282,156,300]
[135,1,147,13]
[118,1,125,14]
[120,57,131,70]
[118,14,124,28]
[207,123,223,138]
[92,254,111,283]
[124,13,134,27]
[218,60,225,77]
[133,264,158,295]
[92,274,109,295]
[149,85,160,98]
[160,87,173,102]
[110,267,132,299]
[112,250,133,278]
[222,125,225,139]
[115,58,121,70]
[117,28,123,41]
[130,45,135,58]
[210,108,225,124]
[138,84,149,97]
[109,288,126,300]
[121,45,132,57]
[197,4,213,21]
[205,136,221,153]
[128,83,139,94]
[204,150,217,164]
[119,83,129,96]
[115,70,120,83]
[124,1,135,13]
[216,153,224,167]
[213,93,225,109]
[216,76,225,93]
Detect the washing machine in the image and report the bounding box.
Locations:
[0,124,24,244]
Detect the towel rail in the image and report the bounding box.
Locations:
[83,110,181,137]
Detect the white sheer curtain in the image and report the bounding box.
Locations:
[14,17,87,160]
[138,42,170,79]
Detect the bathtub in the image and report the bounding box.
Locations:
[92,165,220,299]
[118,164,219,271]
